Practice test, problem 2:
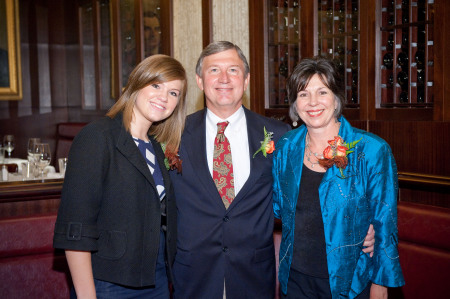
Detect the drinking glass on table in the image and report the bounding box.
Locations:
[3,135,15,158]
[27,138,41,176]
[34,143,51,179]
[27,138,41,160]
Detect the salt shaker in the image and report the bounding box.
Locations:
[1,165,8,181]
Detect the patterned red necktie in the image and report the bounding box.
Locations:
[213,121,235,209]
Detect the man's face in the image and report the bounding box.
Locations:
[196,49,249,118]
[144,16,160,53]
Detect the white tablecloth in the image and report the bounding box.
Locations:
[1,158,58,182]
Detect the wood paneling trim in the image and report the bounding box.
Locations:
[433,0,450,121]
[300,0,316,58]
[398,172,450,188]
[202,0,212,48]
[249,0,266,115]
[93,0,102,108]
[375,108,433,120]
[0,180,63,202]
[160,0,173,55]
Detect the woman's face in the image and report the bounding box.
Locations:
[295,74,338,132]
[133,80,183,128]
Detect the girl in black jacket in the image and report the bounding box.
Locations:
[54,55,187,298]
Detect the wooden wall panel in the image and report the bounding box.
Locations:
[369,121,450,176]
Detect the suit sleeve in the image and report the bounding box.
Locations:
[53,125,108,251]
[367,142,405,287]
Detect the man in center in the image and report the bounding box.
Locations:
[170,41,374,298]
[170,41,290,298]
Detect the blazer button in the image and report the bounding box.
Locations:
[223,216,229,222]
[222,247,229,252]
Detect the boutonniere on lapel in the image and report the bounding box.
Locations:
[253,126,275,158]
[161,143,182,173]
[318,136,361,178]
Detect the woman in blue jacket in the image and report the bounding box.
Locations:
[273,57,404,298]
[54,55,187,298]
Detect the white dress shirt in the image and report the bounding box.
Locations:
[206,107,250,196]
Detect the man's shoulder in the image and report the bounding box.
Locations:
[244,108,290,131]
[185,109,205,128]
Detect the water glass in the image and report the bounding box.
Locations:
[27,138,41,177]
[58,158,68,177]
[35,143,51,179]
[3,135,15,158]
[0,146,4,163]
[21,162,32,180]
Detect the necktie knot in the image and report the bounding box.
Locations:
[216,121,229,142]
[217,121,229,134]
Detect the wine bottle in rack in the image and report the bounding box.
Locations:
[279,60,288,78]
[350,55,358,70]
[351,89,358,103]
[351,0,358,31]
[397,51,408,67]
[415,49,425,68]
[418,1,426,22]
[388,74,394,87]
[387,34,394,51]
[383,52,394,69]
[417,69,425,85]
[397,71,409,88]
[399,91,408,103]
[388,15,395,26]
[326,10,333,34]
[417,87,425,103]
[402,10,409,24]
[352,74,358,88]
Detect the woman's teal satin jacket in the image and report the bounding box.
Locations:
[272,116,404,298]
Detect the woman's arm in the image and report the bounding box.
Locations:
[367,142,404,287]
[370,283,387,299]
[362,224,375,257]
[65,250,97,299]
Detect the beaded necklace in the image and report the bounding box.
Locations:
[305,134,323,168]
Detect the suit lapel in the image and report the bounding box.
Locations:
[183,109,224,208]
[115,121,157,191]
[227,108,266,210]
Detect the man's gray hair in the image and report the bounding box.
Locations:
[195,41,250,77]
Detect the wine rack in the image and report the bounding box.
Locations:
[379,0,434,107]
[267,0,301,108]
[318,0,360,107]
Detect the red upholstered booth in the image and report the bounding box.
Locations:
[0,201,447,298]
[273,201,450,299]
[392,202,450,299]
[0,214,71,298]
[55,122,87,162]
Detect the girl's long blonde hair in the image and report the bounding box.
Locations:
[107,55,187,153]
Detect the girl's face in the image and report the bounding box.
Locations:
[133,80,183,128]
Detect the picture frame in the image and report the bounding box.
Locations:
[0,0,22,100]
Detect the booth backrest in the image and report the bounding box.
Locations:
[0,214,71,298]
[272,201,450,299]
[393,201,450,299]
[55,122,87,161]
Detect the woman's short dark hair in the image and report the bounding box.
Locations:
[286,56,345,122]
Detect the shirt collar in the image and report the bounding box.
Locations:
[206,106,245,131]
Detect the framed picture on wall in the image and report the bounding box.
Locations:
[0,0,22,100]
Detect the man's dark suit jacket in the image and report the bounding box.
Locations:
[170,107,290,299]
[53,114,177,287]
